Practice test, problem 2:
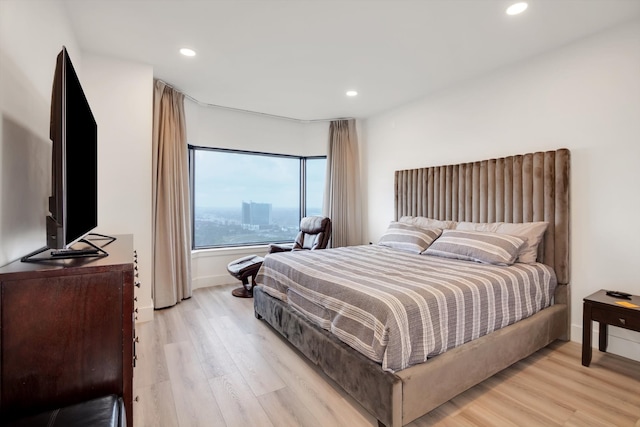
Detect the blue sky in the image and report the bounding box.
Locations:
[194,150,325,210]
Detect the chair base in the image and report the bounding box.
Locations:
[231,286,253,298]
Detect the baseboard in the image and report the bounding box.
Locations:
[192,274,237,290]
[191,245,268,291]
[135,302,154,323]
[571,324,640,362]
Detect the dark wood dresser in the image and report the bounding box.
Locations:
[0,235,135,426]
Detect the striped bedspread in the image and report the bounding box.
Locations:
[255,245,557,372]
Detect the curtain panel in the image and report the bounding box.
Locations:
[152,80,192,309]
[324,119,363,247]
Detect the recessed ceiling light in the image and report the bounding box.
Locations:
[180,48,196,57]
[346,90,358,97]
[506,2,528,15]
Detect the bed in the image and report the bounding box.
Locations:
[253,148,570,427]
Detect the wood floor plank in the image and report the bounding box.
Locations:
[251,316,376,427]
[409,407,479,427]
[483,371,575,423]
[208,315,286,396]
[132,286,640,427]
[133,381,179,427]
[533,363,639,423]
[471,381,562,426]
[433,382,523,426]
[134,317,171,389]
[549,340,640,381]
[543,356,640,407]
[179,308,237,379]
[191,286,230,320]
[563,410,620,427]
[155,303,191,344]
[257,387,323,427]
[209,368,274,427]
[501,362,638,426]
[200,285,257,334]
[164,341,225,427]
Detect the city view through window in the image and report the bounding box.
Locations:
[191,148,326,248]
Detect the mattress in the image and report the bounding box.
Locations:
[256,245,557,372]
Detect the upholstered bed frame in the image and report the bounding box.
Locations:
[254,148,570,427]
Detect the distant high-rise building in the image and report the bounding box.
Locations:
[242,201,272,226]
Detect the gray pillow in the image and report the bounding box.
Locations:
[424,229,526,265]
[455,221,548,264]
[378,222,442,254]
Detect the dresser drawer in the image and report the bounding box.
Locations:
[592,306,640,330]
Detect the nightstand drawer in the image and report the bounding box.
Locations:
[592,306,640,330]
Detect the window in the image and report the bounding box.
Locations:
[305,157,326,217]
[189,146,326,249]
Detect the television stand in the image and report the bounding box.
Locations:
[85,233,117,244]
[50,244,101,258]
[0,234,134,426]
[20,234,116,263]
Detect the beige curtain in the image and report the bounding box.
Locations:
[324,119,362,247]
[152,80,192,309]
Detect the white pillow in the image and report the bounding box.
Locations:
[399,216,457,230]
[455,221,548,264]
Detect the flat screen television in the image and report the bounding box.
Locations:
[46,46,98,250]
[21,46,113,262]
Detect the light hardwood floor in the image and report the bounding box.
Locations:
[133,284,640,427]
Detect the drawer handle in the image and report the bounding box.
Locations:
[619,318,626,325]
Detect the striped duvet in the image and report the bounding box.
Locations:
[255,245,557,372]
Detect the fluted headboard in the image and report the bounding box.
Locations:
[394,149,570,285]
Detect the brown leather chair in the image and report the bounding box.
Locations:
[268,216,332,253]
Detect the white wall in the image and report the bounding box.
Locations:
[0,0,154,321]
[82,54,154,322]
[185,100,328,288]
[0,0,81,266]
[185,100,328,156]
[363,20,640,362]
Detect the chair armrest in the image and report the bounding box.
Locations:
[268,243,294,253]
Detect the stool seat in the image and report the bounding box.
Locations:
[227,255,264,298]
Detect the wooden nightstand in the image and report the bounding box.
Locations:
[582,290,640,367]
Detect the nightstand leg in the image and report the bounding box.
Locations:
[598,322,608,352]
[582,302,592,367]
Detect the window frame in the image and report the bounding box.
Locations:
[188,145,326,250]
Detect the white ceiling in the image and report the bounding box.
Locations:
[62,0,640,121]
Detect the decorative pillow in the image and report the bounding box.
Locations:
[399,216,457,230]
[455,221,548,264]
[378,222,442,254]
[423,229,526,265]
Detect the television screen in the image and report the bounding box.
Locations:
[47,47,98,250]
